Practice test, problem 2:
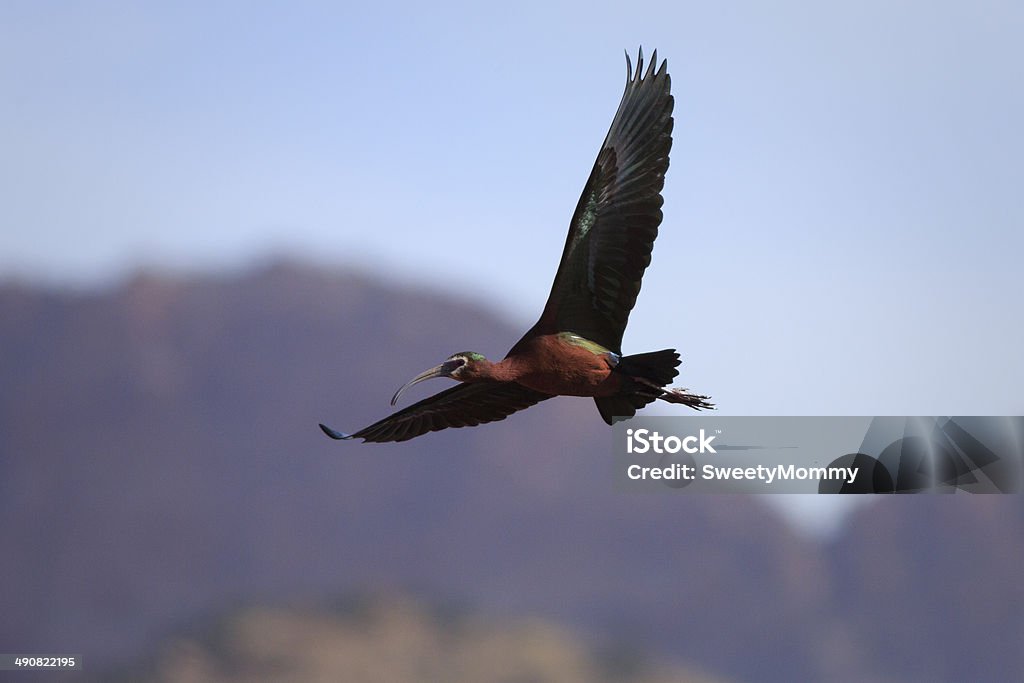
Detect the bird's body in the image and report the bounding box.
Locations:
[320,48,713,444]
[474,332,623,398]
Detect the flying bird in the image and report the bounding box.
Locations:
[320,48,712,443]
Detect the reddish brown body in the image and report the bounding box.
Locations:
[475,334,624,397]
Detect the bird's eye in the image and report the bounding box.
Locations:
[453,358,466,367]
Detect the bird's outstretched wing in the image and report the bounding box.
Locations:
[527,48,673,355]
[319,382,552,443]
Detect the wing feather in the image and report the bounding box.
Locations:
[323,382,552,443]
[527,48,673,354]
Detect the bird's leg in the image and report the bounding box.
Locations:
[659,386,715,410]
[634,376,715,411]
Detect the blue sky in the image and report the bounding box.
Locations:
[3,1,1021,532]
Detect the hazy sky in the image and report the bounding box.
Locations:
[3,1,1021,533]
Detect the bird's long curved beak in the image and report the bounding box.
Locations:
[391,362,452,406]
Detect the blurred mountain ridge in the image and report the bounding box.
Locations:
[1,260,1021,683]
[110,594,728,683]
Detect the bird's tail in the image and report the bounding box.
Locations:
[594,349,714,425]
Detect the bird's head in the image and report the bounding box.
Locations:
[391,352,489,406]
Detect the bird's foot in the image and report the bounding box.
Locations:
[659,386,715,411]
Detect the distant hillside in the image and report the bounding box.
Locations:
[109,596,727,683]
[1,261,1021,683]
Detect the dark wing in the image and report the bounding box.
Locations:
[528,48,673,355]
[319,382,552,443]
